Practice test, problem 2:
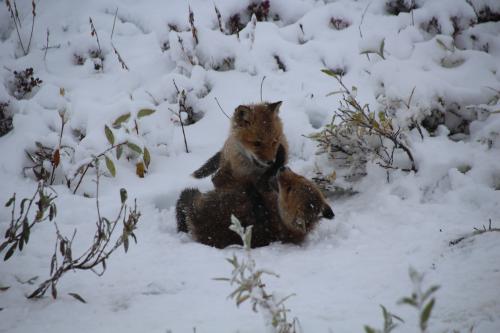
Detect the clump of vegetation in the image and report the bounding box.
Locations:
[216,216,299,333]
[28,168,141,300]
[365,267,439,333]
[309,70,416,188]
[330,17,351,30]
[11,68,43,99]
[385,0,417,16]
[1,181,57,261]
[0,101,13,137]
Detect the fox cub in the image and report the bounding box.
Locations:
[176,166,334,248]
[192,101,288,189]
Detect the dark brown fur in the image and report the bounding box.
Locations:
[176,167,334,248]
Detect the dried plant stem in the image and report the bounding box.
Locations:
[89,17,104,72]
[72,142,127,194]
[214,97,230,119]
[28,167,140,300]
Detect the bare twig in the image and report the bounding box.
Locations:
[214,97,230,119]
[188,6,199,45]
[111,7,118,40]
[111,43,129,70]
[214,3,224,33]
[89,17,104,72]
[450,219,500,246]
[26,0,36,54]
[168,108,189,153]
[72,142,127,194]
[43,29,49,61]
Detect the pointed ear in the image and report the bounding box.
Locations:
[322,204,334,219]
[268,101,282,113]
[234,105,252,127]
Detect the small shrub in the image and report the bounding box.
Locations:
[0,102,13,137]
[385,0,417,16]
[365,267,439,333]
[216,216,299,333]
[11,68,43,99]
[310,70,416,186]
[330,17,351,30]
[1,181,57,261]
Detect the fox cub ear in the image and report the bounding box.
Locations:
[234,105,252,127]
[267,101,282,113]
[322,204,334,219]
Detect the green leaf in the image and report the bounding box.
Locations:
[137,108,155,118]
[364,326,377,333]
[379,38,385,60]
[127,142,142,154]
[120,188,127,204]
[321,69,338,78]
[143,147,151,169]
[68,292,87,304]
[104,125,115,145]
[420,298,435,330]
[51,282,57,299]
[0,241,9,254]
[112,113,131,128]
[398,296,418,307]
[3,243,17,261]
[123,236,129,253]
[105,156,116,177]
[4,195,15,207]
[422,285,440,302]
[116,145,123,160]
[236,294,250,306]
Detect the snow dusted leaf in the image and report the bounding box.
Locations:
[112,113,131,128]
[143,147,151,169]
[104,125,115,145]
[116,144,123,160]
[321,69,338,78]
[4,195,15,207]
[3,243,17,261]
[127,142,142,155]
[105,156,116,177]
[420,298,435,330]
[137,108,155,118]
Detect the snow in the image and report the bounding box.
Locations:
[1,0,500,332]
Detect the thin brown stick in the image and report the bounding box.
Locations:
[214,97,230,119]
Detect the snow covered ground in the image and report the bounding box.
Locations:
[1,0,499,332]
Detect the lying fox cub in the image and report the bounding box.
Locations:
[192,101,288,189]
[176,165,334,248]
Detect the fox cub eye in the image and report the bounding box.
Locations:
[253,141,262,147]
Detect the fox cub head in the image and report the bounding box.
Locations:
[232,101,284,168]
[277,167,334,233]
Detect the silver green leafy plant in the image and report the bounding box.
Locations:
[216,215,299,333]
[1,181,57,261]
[28,164,141,301]
[364,267,439,333]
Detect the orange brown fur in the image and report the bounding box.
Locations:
[192,102,288,189]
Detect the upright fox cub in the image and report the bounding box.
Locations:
[192,101,288,188]
[176,166,334,248]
